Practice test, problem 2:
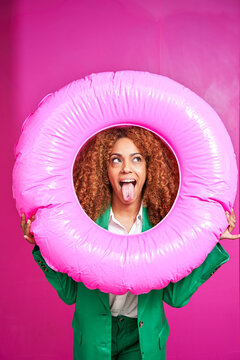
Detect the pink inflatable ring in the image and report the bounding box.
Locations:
[13,71,237,294]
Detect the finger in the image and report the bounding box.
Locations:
[221,231,240,240]
[228,219,235,232]
[225,211,230,222]
[229,209,236,223]
[227,233,240,240]
[226,212,236,228]
[20,213,26,230]
[24,234,36,244]
[26,219,31,236]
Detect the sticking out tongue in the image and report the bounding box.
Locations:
[121,182,135,202]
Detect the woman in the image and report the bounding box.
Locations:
[21,126,239,360]
[73,126,179,228]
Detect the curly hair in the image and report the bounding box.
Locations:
[73,126,179,226]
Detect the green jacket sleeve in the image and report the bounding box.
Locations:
[32,245,77,305]
[163,243,229,308]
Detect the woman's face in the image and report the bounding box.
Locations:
[107,137,147,205]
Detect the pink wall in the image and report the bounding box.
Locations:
[1,0,239,359]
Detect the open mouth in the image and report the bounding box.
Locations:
[119,180,136,187]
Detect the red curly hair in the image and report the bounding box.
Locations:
[73,126,179,226]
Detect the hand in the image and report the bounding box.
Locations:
[220,208,240,240]
[21,213,36,244]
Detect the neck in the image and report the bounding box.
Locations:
[111,194,142,222]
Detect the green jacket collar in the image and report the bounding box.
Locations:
[95,205,152,232]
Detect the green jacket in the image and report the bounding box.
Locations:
[33,207,229,360]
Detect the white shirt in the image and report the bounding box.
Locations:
[108,205,143,318]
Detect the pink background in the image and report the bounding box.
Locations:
[1,0,239,359]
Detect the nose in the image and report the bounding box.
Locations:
[121,159,132,173]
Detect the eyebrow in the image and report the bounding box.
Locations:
[110,152,142,157]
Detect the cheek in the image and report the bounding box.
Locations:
[107,167,117,187]
[142,173,147,185]
[135,166,147,187]
[140,165,147,183]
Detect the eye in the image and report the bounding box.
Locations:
[111,157,121,164]
[133,156,142,162]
